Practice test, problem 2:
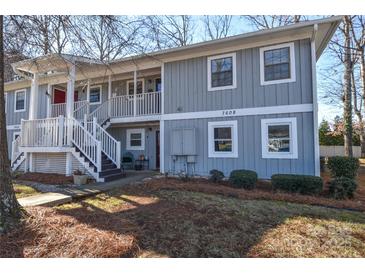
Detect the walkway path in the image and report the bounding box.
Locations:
[18,171,157,207]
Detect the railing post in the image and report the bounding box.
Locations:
[97,140,102,172]
[58,115,64,147]
[20,119,24,146]
[133,69,137,117]
[84,114,88,128]
[116,141,121,169]
[11,140,16,165]
[93,117,97,137]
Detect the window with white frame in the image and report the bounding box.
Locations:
[207,53,237,91]
[261,117,298,159]
[126,128,145,150]
[88,85,102,104]
[127,79,144,95]
[259,42,296,85]
[208,120,238,158]
[15,89,26,112]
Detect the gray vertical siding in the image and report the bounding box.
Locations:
[164,112,315,178]
[164,39,312,114]
[107,125,159,170]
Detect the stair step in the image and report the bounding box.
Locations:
[102,163,117,171]
[99,168,123,177]
[102,172,126,182]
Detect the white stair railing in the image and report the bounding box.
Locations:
[136,92,161,116]
[69,117,102,172]
[88,100,109,125]
[51,103,66,117]
[74,100,90,120]
[11,135,22,166]
[91,117,121,168]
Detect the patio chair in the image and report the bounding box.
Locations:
[122,152,134,170]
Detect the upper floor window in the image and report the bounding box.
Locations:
[207,53,237,91]
[15,89,26,112]
[88,85,102,105]
[261,117,298,159]
[259,42,296,85]
[208,120,238,158]
[127,79,144,95]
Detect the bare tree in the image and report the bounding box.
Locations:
[142,16,196,50]
[244,15,307,29]
[203,16,233,40]
[0,15,24,234]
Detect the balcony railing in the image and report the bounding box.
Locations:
[51,100,89,118]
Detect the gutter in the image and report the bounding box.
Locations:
[311,24,320,176]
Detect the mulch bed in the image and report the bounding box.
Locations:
[144,177,365,212]
[14,172,73,185]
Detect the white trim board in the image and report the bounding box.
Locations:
[162,104,313,121]
[7,124,21,130]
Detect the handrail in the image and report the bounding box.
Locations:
[91,117,121,168]
[74,100,90,120]
[87,100,109,125]
[69,117,102,172]
[110,94,134,118]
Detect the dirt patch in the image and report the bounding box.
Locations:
[15,172,73,185]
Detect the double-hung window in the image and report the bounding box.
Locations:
[208,120,238,158]
[127,79,144,96]
[15,89,26,112]
[126,128,145,150]
[261,117,298,159]
[260,42,296,85]
[207,53,237,91]
[88,85,102,105]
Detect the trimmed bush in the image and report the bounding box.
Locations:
[329,177,357,200]
[209,169,224,183]
[271,174,323,195]
[229,169,257,190]
[327,156,359,179]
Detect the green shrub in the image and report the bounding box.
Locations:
[271,174,323,195]
[229,169,257,190]
[209,169,224,183]
[327,156,359,179]
[328,177,357,200]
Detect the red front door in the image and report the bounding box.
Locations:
[53,89,79,104]
[53,89,66,104]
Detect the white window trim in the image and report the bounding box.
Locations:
[88,85,102,105]
[126,79,145,95]
[261,117,298,159]
[13,131,21,141]
[14,89,26,112]
[126,128,145,150]
[259,42,296,86]
[207,52,237,92]
[208,120,238,158]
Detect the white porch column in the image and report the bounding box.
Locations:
[28,73,39,120]
[66,64,76,118]
[46,83,52,118]
[160,63,165,173]
[108,75,112,117]
[65,64,75,175]
[133,69,137,117]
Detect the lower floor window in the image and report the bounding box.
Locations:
[208,120,238,158]
[261,117,298,159]
[126,128,145,150]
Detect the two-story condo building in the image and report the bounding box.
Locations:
[4,17,341,182]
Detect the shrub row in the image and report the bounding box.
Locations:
[271,174,323,195]
[209,169,258,190]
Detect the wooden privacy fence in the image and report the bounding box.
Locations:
[320,146,362,158]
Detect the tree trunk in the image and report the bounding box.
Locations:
[360,50,365,157]
[343,16,353,157]
[0,15,24,234]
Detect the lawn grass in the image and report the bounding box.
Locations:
[13,183,40,199]
[2,180,364,258]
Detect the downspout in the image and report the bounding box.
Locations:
[311,24,320,176]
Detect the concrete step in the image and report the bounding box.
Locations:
[102,172,126,182]
[99,168,123,177]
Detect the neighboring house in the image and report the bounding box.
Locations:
[4,17,341,182]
